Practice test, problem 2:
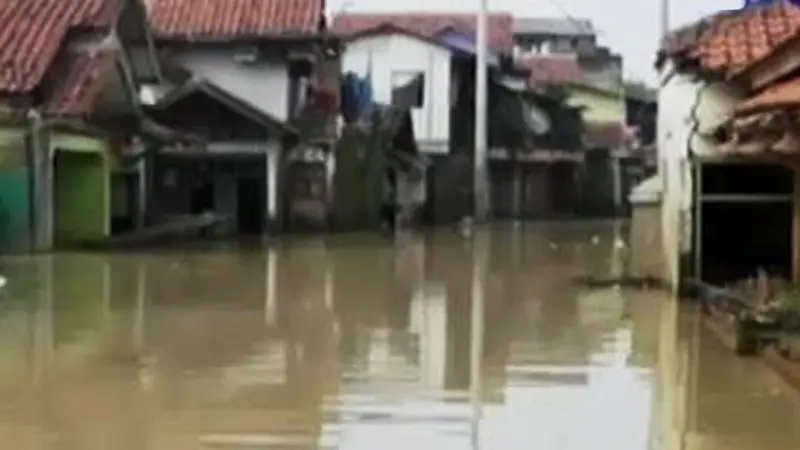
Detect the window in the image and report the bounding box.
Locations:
[391,70,425,109]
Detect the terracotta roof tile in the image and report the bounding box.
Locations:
[518,55,583,84]
[147,0,325,39]
[735,76,800,116]
[0,0,112,93]
[331,12,514,51]
[43,51,117,117]
[661,2,800,75]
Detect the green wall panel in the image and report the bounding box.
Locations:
[54,152,109,244]
[0,168,30,251]
[0,131,30,251]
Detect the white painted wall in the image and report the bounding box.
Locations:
[173,48,290,121]
[342,33,453,154]
[657,60,745,290]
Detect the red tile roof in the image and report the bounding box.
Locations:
[735,76,800,116]
[518,54,583,84]
[44,51,117,117]
[331,12,514,50]
[660,2,800,75]
[147,0,325,39]
[0,0,113,94]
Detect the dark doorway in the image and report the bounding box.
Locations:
[700,201,792,284]
[698,163,794,285]
[190,181,214,215]
[549,161,577,215]
[111,173,139,234]
[237,177,264,234]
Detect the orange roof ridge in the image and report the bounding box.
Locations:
[659,1,800,77]
[735,75,800,116]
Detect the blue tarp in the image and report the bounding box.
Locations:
[434,29,501,66]
[341,72,374,123]
[743,0,800,7]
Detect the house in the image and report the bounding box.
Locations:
[520,52,631,216]
[332,13,519,224]
[0,0,169,251]
[332,13,514,154]
[512,17,597,56]
[333,12,583,223]
[486,85,585,218]
[144,0,341,234]
[656,1,800,291]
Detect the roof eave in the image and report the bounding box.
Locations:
[155,32,338,45]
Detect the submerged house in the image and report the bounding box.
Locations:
[491,90,584,218]
[520,48,633,217]
[144,0,340,234]
[333,12,565,223]
[656,1,800,290]
[0,0,169,251]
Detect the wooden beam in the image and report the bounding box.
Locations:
[741,39,800,91]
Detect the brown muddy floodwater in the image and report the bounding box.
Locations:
[1,221,800,450]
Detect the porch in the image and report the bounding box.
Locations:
[145,78,298,236]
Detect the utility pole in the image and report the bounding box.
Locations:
[474,0,490,222]
[660,0,670,39]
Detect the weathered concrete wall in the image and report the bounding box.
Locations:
[172,49,290,121]
[629,204,664,280]
[568,86,626,123]
[657,60,744,290]
[342,32,452,154]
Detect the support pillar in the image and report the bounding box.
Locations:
[135,141,148,230]
[325,147,336,230]
[265,146,281,234]
[611,155,623,215]
[511,163,523,218]
[29,112,53,250]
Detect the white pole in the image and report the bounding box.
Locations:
[474,0,490,222]
[469,231,486,450]
[660,0,670,38]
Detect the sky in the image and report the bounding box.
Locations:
[327,0,742,84]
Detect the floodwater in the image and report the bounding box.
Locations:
[0,221,800,449]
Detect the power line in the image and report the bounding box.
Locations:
[542,0,595,36]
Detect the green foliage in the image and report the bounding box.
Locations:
[331,119,385,231]
[776,287,800,314]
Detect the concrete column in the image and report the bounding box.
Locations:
[29,112,53,250]
[611,155,623,215]
[265,147,280,233]
[325,148,336,219]
[511,163,523,218]
[136,149,147,229]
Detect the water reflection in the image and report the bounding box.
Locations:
[0,222,800,449]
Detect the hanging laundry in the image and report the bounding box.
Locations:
[340,71,374,123]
